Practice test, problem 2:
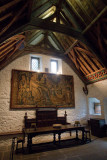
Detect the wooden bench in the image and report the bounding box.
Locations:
[24,109,68,128]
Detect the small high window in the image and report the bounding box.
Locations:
[50,59,58,74]
[94,103,101,115]
[31,57,40,71]
[89,98,101,115]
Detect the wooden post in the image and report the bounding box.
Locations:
[64,110,67,123]
[24,112,28,128]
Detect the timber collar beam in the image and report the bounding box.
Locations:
[0,18,85,45]
[29,18,85,43]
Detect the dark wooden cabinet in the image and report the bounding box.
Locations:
[90,118,106,138]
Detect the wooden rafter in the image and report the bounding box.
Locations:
[82,6,107,34]
[74,48,94,73]
[65,0,87,26]
[0,2,28,37]
[79,67,87,76]
[0,39,14,50]
[49,32,65,51]
[77,58,90,75]
[74,47,96,58]
[0,34,25,61]
[79,50,99,71]
[25,45,64,57]
[55,0,64,24]
[31,1,52,18]
[74,0,93,22]
[60,12,71,25]
[29,18,86,43]
[65,40,78,55]
[0,47,15,60]
[0,41,16,57]
[27,0,34,21]
[85,0,98,16]
[70,49,79,69]
[63,55,87,83]
[44,12,57,21]
[7,39,25,60]
[0,13,12,22]
[28,30,44,44]
[0,0,106,85]
[60,11,76,28]
[0,0,22,13]
[64,7,107,61]
[91,58,104,69]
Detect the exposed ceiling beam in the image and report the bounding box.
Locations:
[31,1,52,18]
[77,58,90,75]
[64,7,107,67]
[74,47,96,58]
[0,0,22,13]
[55,0,64,24]
[74,48,94,73]
[28,30,44,44]
[44,12,57,21]
[65,0,87,26]
[65,7,107,54]
[62,2,82,30]
[65,40,78,54]
[80,51,99,71]
[74,0,93,22]
[0,13,12,22]
[63,56,87,84]
[29,18,86,43]
[49,32,65,52]
[60,11,76,27]
[0,41,16,56]
[0,2,28,37]
[25,45,64,57]
[85,0,98,15]
[27,0,34,21]
[82,6,107,34]
[70,49,79,69]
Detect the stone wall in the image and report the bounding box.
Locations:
[0,53,87,146]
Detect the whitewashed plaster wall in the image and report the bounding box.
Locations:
[0,53,87,133]
[0,53,87,146]
[87,79,107,119]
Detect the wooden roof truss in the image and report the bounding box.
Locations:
[0,0,107,84]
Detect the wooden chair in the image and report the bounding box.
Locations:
[80,119,91,143]
[84,127,91,143]
[74,121,81,126]
[16,129,25,152]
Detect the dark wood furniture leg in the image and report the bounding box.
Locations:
[82,129,85,144]
[53,133,56,144]
[28,134,32,153]
[58,133,61,144]
[76,129,78,140]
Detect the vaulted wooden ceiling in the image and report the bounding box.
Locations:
[0,0,107,84]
